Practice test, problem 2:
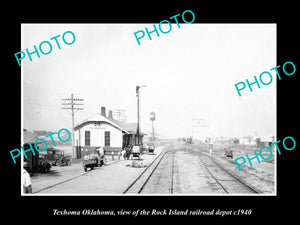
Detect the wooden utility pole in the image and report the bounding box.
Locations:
[136,85,145,145]
[61,93,84,159]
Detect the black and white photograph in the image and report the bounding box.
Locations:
[21,23,276,195]
[4,4,298,224]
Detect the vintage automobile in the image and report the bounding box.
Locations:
[224,148,233,159]
[83,154,99,172]
[42,148,65,166]
[22,143,50,173]
[55,156,72,166]
[38,155,51,173]
[82,148,104,172]
[131,145,141,160]
[148,144,155,154]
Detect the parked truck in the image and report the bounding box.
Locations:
[83,153,99,172]
[23,143,51,173]
[82,147,105,172]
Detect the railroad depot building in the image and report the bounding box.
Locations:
[74,107,144,158]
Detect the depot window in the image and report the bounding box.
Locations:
[105,131,110,147]
[85,131,90,146]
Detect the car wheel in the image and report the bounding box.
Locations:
[84,166,87,172]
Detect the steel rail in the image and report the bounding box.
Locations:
[198,151,261,194]
[169,151,175,194]
[33,172,88,194]
[33,160,121,194]
[136,151,170,194]
[137,149,179,194]
[207,154,262,194]
[198,155,229,193]
[122,146,171,194]
[123,145,180,194]
[35,146,172,194]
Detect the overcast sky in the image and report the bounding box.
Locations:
[22,23,276,139]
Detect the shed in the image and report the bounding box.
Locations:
[257,136,275,147]
[23,130,40,172]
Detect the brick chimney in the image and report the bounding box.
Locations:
[108,110,113,119]
[101,107,106,117]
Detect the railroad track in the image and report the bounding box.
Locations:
[196,151,261,194]
[34,143,261,195]
[123,145,177,194]
[33,146,174,194]
[124,144,261,195]
[33,160,121,194]
[169,150,175,193]
[33,172,87,194]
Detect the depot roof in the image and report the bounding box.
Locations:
[74,113,145,135]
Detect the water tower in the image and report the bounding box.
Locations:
[150,112,156,141]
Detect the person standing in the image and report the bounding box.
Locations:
[23,162,32,194]
[121,149,126,160]
[208,139,214,155]
[98,146,105,166]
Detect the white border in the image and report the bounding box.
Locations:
[21,23,277,197]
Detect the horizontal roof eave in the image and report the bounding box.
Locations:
[74,113,131,134]
[74,113,147,135]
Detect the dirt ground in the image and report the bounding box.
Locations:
[190,143,275,194]
[29,142,275,195]
[30,146,165,194]
[174,150,227,194]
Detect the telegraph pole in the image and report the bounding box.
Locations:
[136,85,146,145]
[61,93,84,159]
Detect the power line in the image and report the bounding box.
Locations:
[61,93,84,159]
[192,118,210,140]
[113,108,127,121]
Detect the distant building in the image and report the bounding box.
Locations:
[229,138,239,144]
[256,136,275,147]
[198,137,211,143]
[238,136,274,147]
[74,107,145,158]
[239,137,257,145]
